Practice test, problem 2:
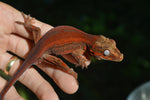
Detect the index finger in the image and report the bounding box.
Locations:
[0,2,53,40]
[0,2,53,57]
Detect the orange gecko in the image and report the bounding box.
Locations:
[0,13,123,100]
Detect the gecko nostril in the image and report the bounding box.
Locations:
[114,53,124,62]
[119,54,124,61]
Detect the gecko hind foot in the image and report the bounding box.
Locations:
[15,12,35,26]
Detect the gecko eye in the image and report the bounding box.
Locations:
[104,50,110,56]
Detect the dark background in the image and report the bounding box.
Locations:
[1,0,150,100]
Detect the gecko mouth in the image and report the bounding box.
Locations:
[95,56,104,60]
[95,56,101,60]
[109,53,124,62]
[95,53,123,62]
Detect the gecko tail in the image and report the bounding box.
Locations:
[0,91,5,100]
[0,60,33,100]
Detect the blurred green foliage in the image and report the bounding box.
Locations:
[0,0,150,100]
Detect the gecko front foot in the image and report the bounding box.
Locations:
[72,49,91,69]
[75,56,91,69]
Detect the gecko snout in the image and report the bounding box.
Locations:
[115,53,124,62]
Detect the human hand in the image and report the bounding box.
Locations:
[0,2,78,100]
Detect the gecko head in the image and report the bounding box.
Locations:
[90,35,123,62]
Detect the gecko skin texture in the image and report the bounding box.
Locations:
[0,13,123,100]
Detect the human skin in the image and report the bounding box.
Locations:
[0,2,78,100]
